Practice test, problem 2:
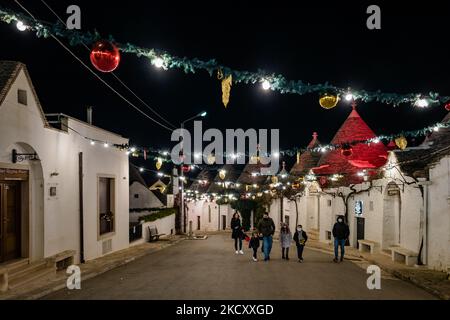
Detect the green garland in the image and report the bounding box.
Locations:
[1,6,449,107]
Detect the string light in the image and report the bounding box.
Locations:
[152,57,165,68]
[433,126,439,132]
[345,93,354,101]
[90,140,95,146]
[103,143,109,148]
[415,98,429,108]
[139,167,144,172]
[262,80,271,91]
[130,147,136,153]
[16,21,27,31]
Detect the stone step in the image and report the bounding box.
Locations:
[8,260,51,283]
[1,258,29,274]
[8,266,55,291]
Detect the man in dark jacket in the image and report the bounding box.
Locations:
[293,225,308,262]
[257,212,275,261]
[332,216,350,262]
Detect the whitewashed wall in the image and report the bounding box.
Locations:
[0,67,129,263]
[130,214,176,246]
[428,156,450,271]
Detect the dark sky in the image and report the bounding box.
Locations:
[1,0,450,175]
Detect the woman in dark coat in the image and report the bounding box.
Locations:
[231,212,244,254]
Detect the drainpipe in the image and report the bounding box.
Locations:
[418,178,431,265]
[78,152,85,263]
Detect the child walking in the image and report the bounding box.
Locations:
[280,223,292,260]
[249,231,260,262]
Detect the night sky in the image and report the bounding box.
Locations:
[1,0,450,178]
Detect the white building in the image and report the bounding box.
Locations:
[0,61,130,280]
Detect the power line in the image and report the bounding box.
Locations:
[39,0,177,129]
[14,0,174,132]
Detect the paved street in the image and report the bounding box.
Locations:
[44,234,435,300]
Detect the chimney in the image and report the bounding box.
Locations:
[87,106,93,125]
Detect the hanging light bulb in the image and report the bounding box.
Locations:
[262,80,271,90]
[433,126,439,132]
[372,138,380,144]
[139,167,144,172]
[126,151,131,155]
[90,140,95,146]
[103,142,109,148]
[130,147,136,153]
[152,57,165,68]
[16,21,27,31]
[415,98,429,108]
[345,92,354,101]
[272,152,280,158]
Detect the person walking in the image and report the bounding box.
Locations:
[280,223,292,260]
[332,215,350,262]
[293,225,308,262]
[257,212,276,261]
[231,212,244,254]
[248,231,260,262]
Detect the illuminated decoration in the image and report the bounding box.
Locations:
[156,157,163,170]
[271,176,278,184]
[319,94,340,109]
[219,169,226,180]
[445,102,450,112]
[182,165,191,173]
[341,145,353,157]
[16,20,27,31]
[262,80,271,90]
[90,40,121,73]
[1,6,449,107]
[152,56,165,69]
[395,136,408,150]
[207,154,216,165]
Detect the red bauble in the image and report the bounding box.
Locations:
[90,40,120,73]
[181,165,191,173]
[341,147,353,157]
[445,102,450,112]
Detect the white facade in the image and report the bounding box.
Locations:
[0,63,129,264]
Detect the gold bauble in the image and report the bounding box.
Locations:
[395,136,408,150]
[271,176,278,184]
[319,94,340,109]
[207,154,216,164]
[219,169,226,180]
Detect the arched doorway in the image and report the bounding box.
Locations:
[0,143,44,263]
[382,182,401,250]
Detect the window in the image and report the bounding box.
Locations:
[285,215,290,226]
[99,177,115,236]
[327,199,332,207]
[369,201,374,211]
[134,194,139,199]
[355,200,363,216]
[18,89,27,105]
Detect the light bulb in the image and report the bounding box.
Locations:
[90,140,95,146]
[262,80,271,90]
[415,98,429,108]
[153,57,164,68]
[194,153,201,160]
[433,126,439,132]
[373,138,380,144]
[345,93,354,101]
[16,21,27,32]
[272,152,280,158]
[103,143,109,148]
[130,147,136,153]
[139,168,144,172]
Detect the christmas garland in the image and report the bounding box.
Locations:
[1,6,449,107]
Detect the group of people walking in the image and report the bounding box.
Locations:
[230,212,350,263]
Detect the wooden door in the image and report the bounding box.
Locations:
[0,181,21,263]
[356,217,365,249]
